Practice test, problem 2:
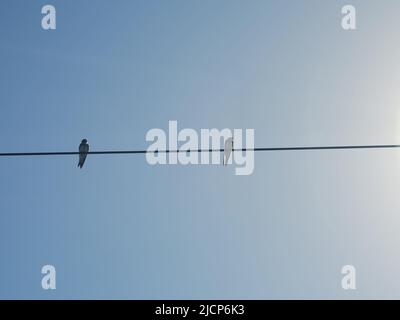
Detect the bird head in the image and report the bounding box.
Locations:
[81,139,88,144]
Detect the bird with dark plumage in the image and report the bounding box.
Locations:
[78,139,89,169]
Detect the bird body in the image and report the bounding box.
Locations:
[223,137,234,166]
[78,139,89,168]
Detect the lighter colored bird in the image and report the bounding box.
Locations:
[78,139,89,169]
[223,137,234,166]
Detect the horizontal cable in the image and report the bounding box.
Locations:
[0,144,400,157]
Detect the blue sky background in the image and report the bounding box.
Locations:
[1,0,400,299]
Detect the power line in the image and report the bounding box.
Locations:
[1,144,400,157]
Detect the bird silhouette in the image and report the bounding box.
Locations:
[223,137,234,166]
[78,139,89,169]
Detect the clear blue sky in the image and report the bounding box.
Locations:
[1,0,400,299]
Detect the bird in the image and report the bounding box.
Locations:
[223,137,234,166]
[78,139,89,169]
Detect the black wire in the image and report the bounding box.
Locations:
[1,144,400,157]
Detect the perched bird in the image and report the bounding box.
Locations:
[223,137,234,166]
[78,139,89,169]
